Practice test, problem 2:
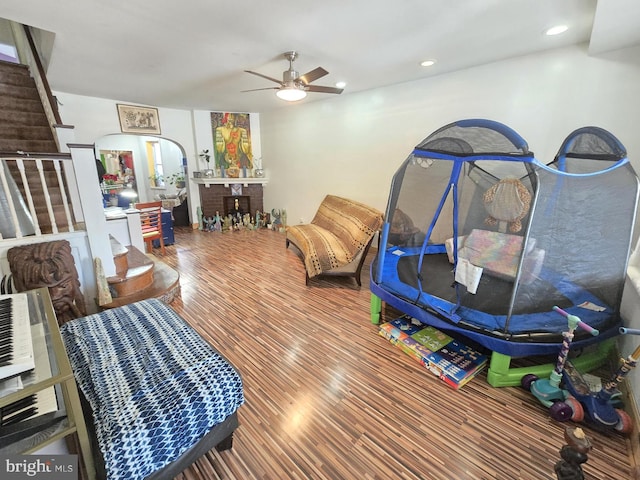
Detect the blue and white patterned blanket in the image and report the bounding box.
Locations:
[60,299,244,480]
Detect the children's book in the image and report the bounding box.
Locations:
[378,317,424,344]
[421,339,488,389]
[378,318,487,389]
[410,326,452,352]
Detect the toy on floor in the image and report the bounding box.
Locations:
[524,307,636,433]
[561,326,640,434]
[557,322,637,433]
[522,306,599,422]
[554,427,592,480]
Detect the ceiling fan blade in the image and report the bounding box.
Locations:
[305,85,344,94]
[299,67,328,85]
[241,87,280,92]
[244,70,283,85]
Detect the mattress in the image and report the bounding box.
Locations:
[60,299,244,480]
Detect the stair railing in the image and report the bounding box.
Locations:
[0,153,82,240]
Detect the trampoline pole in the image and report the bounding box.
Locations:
[375,223,390,285]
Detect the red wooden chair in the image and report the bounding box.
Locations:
[135,201,165,255]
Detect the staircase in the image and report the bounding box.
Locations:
[0,59,181,309]
[100,236,181,309]
[0,60,57,152]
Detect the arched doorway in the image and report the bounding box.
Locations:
[94,134,187,205]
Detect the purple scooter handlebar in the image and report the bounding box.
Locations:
[552,306,599,336]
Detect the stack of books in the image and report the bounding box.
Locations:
[378,317,487,389]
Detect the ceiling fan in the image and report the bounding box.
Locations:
[243,51,344,101]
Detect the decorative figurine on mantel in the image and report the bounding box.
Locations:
[554,427,592,480]
[253,157,264,178]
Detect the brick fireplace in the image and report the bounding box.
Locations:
[198,183,264,218]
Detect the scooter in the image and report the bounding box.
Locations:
[560,326,640,434]
[521,306,599,422]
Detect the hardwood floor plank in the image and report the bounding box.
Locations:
[156,227,635,479]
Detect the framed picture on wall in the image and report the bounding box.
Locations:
[117,104,161,134]
[231,184,242,196]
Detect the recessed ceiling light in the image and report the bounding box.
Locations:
[546,25,568,36]
[421,60,436,67]
[335,81,346,89]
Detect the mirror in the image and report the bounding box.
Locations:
[94,134,186,205]
[99,149,136,190]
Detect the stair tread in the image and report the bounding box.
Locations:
[107,263,154,284]
[101,260,180,309]
[109,235,128,257]
[126,245,154,267]
[0,61,30,75]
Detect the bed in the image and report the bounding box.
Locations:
[60,299,244,480]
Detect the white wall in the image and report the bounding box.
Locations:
[53,94,199,221]
[260,43,640,222]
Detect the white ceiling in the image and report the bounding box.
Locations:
[1,0,639,113]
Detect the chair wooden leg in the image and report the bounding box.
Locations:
[159,235,165,255]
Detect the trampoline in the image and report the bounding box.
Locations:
[370,119,639,386]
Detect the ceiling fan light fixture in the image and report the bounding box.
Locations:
[276,87,307,102]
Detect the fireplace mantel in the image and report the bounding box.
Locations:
[192,177,269,188]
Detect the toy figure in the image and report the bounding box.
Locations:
[271,208,282,227]
[229,198,243,229]
[225,214,234,231]
[197,206,204,231]
[255,210,263,228]
[554,427,592,480]
[203,216,215,231]
[213,211,222,232]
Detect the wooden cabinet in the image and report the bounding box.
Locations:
[153,209,174,247]
[0,288,95,479]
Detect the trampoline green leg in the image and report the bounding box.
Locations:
[486,337,617,387]
[370,294,382,324]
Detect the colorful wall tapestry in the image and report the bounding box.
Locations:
[211,112,253,177]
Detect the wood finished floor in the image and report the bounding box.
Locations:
[156,227,634,480]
